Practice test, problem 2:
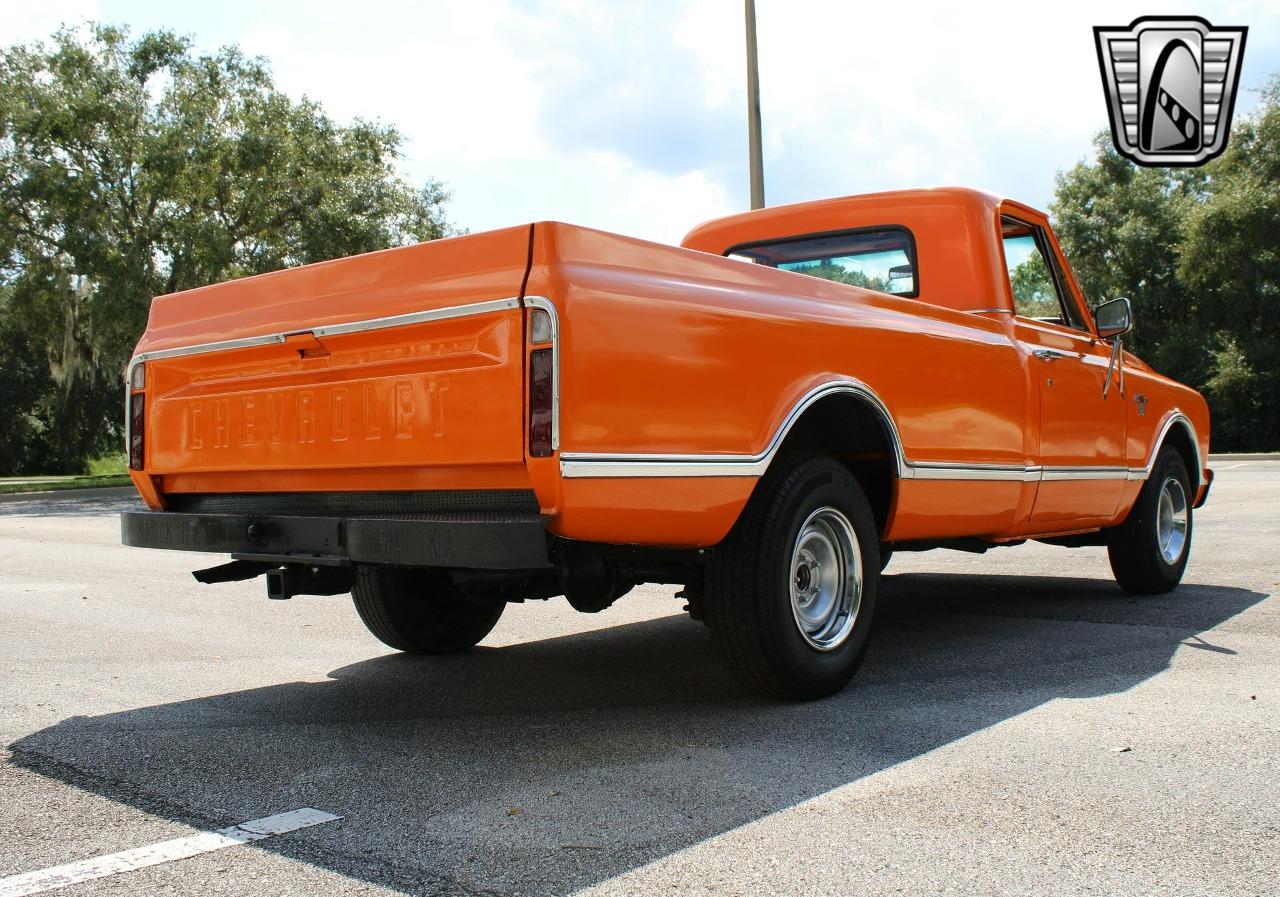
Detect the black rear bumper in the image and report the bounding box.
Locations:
[121,510,550,569]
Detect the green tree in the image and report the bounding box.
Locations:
[1051,83,1280,451]
[788,261,890,292]
[1008,251,1060,319]
[0,24,451,473]
[1178,79,1280,450]
[1050,134,1202,372]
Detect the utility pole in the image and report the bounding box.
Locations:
[745,0,765,209]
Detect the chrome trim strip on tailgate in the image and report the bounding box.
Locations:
[311,296,521,338]
[126,296,521,372]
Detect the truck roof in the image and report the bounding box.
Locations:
[680,186,1014,256]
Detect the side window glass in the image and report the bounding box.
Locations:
[1001,219,1085,328]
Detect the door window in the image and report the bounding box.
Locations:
[1001,218,1085,329]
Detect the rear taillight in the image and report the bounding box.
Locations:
[529,347,553,457]
[129,392,145,470]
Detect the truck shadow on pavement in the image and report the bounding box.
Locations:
[10,573,1267,896]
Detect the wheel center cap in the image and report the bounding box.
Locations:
[795,565,812,593]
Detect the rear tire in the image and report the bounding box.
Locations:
[705,454,880,700]
[352,565,505,653]
[1106,447,1193,595]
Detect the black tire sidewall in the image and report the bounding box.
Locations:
[1108,447,1193,593]
[353,565,504,653]
[1143,450,1194,578]
[754,459,880,695]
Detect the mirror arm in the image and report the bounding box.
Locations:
[1103,336,1125,399]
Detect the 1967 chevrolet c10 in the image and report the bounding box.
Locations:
[121,187,1212,699]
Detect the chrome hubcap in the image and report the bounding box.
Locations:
[1156,476,1189,564]
[789,507,862,651]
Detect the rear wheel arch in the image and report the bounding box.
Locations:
[762,388,901,538]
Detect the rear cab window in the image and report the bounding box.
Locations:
[727,227,919,297]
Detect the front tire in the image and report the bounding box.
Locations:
[705,455,881,700]
[1106,447,1193,594]
[352,565,505,653]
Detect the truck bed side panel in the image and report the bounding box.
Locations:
[526,222,1032,545]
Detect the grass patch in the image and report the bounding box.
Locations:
[0,474,132,495]
[87,453,128,477]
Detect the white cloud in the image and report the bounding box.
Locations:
[0,0,101,45]
[231,0,740,241]
[8,0,1280,242]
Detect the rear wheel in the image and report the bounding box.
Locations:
[1106,446,1193,594]
[352,565,505,653]
[705,455,880,700]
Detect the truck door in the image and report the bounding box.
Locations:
[1000,216,1128,524]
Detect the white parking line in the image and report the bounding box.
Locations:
[0,808,341,897]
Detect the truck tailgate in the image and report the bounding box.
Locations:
[131,226,532,484]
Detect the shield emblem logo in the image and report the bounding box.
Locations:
[1094,16,1247,166]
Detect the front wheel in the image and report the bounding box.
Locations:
[705,455,881,700]
[1106,446,1193,594]
[352,565,505,653]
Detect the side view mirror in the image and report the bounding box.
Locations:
[1093,297,1133,339]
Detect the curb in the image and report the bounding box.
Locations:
[1207,453,1280,462]
[0,486,137,505]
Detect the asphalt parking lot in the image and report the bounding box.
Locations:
[1,462,1276,897]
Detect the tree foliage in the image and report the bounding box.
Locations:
[788,260,891,292]
[0,24,451,473]
[1008,251,1060,319]
[1051,81,1280,451]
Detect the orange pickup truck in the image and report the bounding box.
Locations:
[121,187,1212,699]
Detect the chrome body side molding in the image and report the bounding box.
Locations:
[122,302,1201,493]
[909,462,1042,482]
[560,379,908,480]
[560,381,1203,484]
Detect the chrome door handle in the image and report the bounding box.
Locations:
[1033,348,1071,362]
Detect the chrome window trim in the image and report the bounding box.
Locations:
[522,296,560,450]
[123,295,525,465]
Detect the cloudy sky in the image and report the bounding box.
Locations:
[5,1,1279,243]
